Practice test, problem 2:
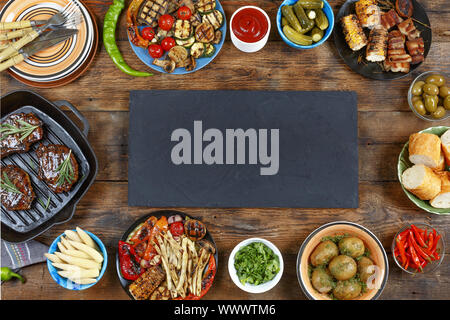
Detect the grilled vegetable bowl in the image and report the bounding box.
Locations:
[127,0,226,74]
[228,238,284,293]
[277,0,334,49]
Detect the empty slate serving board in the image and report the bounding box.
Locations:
[128,90,358,208]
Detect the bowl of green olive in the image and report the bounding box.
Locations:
[408,71,450,121]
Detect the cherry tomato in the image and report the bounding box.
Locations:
[148,44,163,58]
[141,27,155,41]
[177,6,192,20]
[161,37,176,52]
[170,221,184,237]
[159,14,175,31]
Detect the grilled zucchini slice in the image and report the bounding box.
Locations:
[191,42,205,58]
[176,36,195,48]
[202,10,224,30]
[203,43,216,57]
[174,19,192,40]
[195,22,215,43]
[196,0,216,14]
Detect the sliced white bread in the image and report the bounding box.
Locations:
[430,172,450,209]
[433,152,445,172]
[409,133,442,169]
[401,164,441,200]
[440,129,450,166]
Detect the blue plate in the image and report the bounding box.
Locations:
[128,1,227,74]
[277,0,334,49]
[47,230,108,290]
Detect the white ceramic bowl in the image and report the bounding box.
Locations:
[228,238,284,293]
[229,6,271,53]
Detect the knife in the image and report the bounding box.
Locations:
[0,29,78,72]
[0,28,78,62]
[0,20,47,31]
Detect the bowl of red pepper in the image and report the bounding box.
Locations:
[392,223,445,274]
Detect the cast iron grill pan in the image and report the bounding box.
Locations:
[1,106,89,233]
[1,90,98,243]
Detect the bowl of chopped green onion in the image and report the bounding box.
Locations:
[228,238,283,293]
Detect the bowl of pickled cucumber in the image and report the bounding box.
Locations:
[277,0,334,49]
[408,71,450,121]
[296,221,388,300]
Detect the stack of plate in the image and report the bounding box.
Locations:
[0,0,98,87]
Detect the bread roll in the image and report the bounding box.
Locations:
[433,153,445,172]
[430,172,450,209]
[409,133,442,169]
[401,164,441,200]
[440,129,450,166]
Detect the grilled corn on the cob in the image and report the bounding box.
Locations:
[366,26,388,62]
[355,0,381,29]
[341,14,368,51]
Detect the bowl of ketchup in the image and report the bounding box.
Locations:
[230,6,271,53]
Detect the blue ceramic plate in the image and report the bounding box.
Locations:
[47,230,108,290]
[277,0,334,49]
[128,1,226,74]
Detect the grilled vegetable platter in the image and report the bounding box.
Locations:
[116,210,218,300]
[126,0,226,74]
[333,0,431,80]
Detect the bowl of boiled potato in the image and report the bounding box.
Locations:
[408,71,450,121]
[45,227,107,290]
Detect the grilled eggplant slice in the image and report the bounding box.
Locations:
[341,14,368,51]
[190,12,202,27]
[203,43,216,57]
[168,46,188,64]
[195,22,215,43]
[137,0,169,27]
[196,0,216,15]
[202,10,223,30]
[174,19,192,40]
[190,42,205,58]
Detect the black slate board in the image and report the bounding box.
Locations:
[128,90,358,208]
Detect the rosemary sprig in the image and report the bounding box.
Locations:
[56,150,75,186]
[0,120,39,142]
[38,196,52,211]
[0,172,22,195]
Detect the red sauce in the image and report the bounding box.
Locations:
[231,7,269,43]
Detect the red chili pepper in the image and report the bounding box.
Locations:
[427,232,434,249]
[118,241,145,281]
[398,229,410,242]
[404,259,409,270]
[396,236,407,266]
[408,237,422,271]
[409,231,432,262]
[411,224,428,248]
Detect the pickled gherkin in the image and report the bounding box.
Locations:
[283,25,313,46]
[293,1,311,29]
[282,17,289,26]
[315,9,329,30]
[282,5,302,33]
[311,27,324,42]
[297,0,324,9]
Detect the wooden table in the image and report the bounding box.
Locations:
[1,0,449,300]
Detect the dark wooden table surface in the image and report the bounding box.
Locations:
[1,0,449,300]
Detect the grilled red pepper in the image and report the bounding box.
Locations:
[118,241,145,281]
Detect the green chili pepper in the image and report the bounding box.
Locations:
[1,267,25,283]
[103,0,152,77]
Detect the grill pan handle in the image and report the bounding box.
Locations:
[53,100,89,137]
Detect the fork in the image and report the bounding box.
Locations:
[0,1,82,62]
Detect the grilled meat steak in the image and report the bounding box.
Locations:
[36,144,79,193]
[1,112,44,158]
[1,165,35,211]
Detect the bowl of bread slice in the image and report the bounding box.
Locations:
[398,126,450,214]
